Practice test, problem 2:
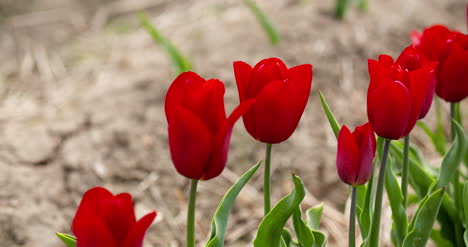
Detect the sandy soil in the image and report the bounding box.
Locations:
[0,0,466,246]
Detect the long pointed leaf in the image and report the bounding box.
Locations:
[56,233,77,247]
[293,206,315,247]
[206,162,262,247]
[318,91,340,138]
[138,13,192,74]
[243,0,280,45]
[254,175,306,247]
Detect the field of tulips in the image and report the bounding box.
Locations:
[0,0,466,247]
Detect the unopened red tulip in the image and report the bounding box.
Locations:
[165,72,254,180]
[233,58,313,144]
[367,53,437,140]
[72,187,156,247]
[336,123,376,186]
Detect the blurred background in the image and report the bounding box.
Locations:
[0,0,466,246]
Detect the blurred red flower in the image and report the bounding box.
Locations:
[72,187,156,247]
[233,58,313,144]
[336,123,376,186]
[412,25,468,102]
[165,72,254,180]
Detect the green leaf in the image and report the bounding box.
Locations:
[293,206,315,247]
[417,121,446,156]
[281,228,300,247]
[206,162,262,247]
[318,91,340,138]
[358,160,376,240]
[384,158,408,246]
[138,13,192,74]
[402,188,445,247]
[254,175,306,247]
[431,229,454,247]
[436,121,466,190]
[56,233,77,247]
[464,230,468,246]
[306,203,324,230]
[463,182,468,225]
[243,0,280,45]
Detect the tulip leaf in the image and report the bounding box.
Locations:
[357,159,376,240]
[138,13,192,74]
[436,121,466,190]
[254,175,306,247]
[292,206,315,247]
[384,158,408,246]
[430,229,454,247]
[318,91,340,138]
[306,203,324,230]
[56,233,77,247]
[465,231,468,246]
[243,0,280,45]
[206,161,262,247]
[281,228,300,247]
[402,188,445,247]
[463,182,468,225]
[417,121,446,156]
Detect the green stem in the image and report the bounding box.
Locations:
[369,139,391,247]
[401,135,410,208]
[264,143,273,215]
[186,179,198,247]
[335,0,348,19]
[349,187,357,247]
[358,0,368,11]
[450,103,456,141]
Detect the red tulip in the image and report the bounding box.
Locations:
[367,52,437,140]
[72,187,156,247]
[337,123,376,186]
[395,45,438,119]
[233,58,313,144]
[412,25,468,102]
[165,72,255,180]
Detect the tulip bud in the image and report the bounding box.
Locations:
[233,58,313,144]
[412,25,468,102]
[165,72,254,180]
[72,187,156,247]
[336,123,376,186]
[367,52,437,140]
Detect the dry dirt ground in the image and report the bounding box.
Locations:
[0,0,466,246]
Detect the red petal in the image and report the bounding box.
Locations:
[202,99,255,180]
[437,48,468,102]
[168,105,213,179]
[355,124,376,185]
[165,72,205,121]
[253,80,297,143]
[367,59,387,94]
[72,187,113,234]
[378,55,394,67]
[402,65,436,136]
[120,212,157,247]
[76,214,118,247]
[286,64,313,138]
[246,58,288,99]
[367,80,412,140]
[95,193,137,243]
[233,61,253,102]
[337,126,360,186]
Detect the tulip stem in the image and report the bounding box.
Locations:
[401,135,410,208]
[264,143,273,215]
[369,139,391,247]
[186,179,198,247]
[349,186,357,247]
[450,103,455,141]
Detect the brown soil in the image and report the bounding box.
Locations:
[0,0,466,246]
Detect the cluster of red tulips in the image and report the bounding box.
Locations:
[57,5,467,247]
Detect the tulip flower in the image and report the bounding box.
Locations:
[72,187,156,247]
[367,52,437,140]
[412,25,468,102]
[337,123,376,247]
[233,57,313,144]
[336,123,376,187]
[233,57,312,215]
[165,71,255,181]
